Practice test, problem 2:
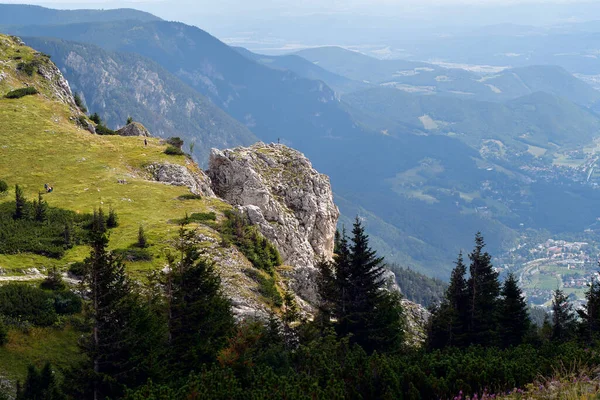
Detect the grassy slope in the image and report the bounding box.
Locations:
[0,34,230,274]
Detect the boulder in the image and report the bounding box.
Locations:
[116,122,151,137]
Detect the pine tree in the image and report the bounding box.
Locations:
[499,273,530,347]
[80,212,164,399]
[551,288,576,343]
[427,253,468,349]
[137,225,148,248]
[127,116,133,125]
[168,226,235,376]
[14,184,26,220]
[336,217,404,353]
[92,208,106,235]
[106,207,118,228]
[467,233,501,346]
[33,192,47,222]
[578,275,600,342]
[41,267,66,291]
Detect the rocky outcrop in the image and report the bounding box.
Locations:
[209,143,339,269]
[117,122,151,137]
[208,143,339,307]
[146,161,214,197]
[402,299,431,346]
[36,55,77,109]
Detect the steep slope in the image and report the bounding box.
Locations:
[0,4,159,25]
[22,37,258,164]
[3,21,364,151]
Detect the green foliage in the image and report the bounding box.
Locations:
[16,60,41,77]
[67,262,87,278]
[0,320,7,346]
[40,267,66,291]
[106,207,118,228]
[220,210,282,274]
[0,284,57,326]
[112,248,153,262]
[177,193,202,200]
[127,116,133,125]
[176,211,216,225]
[244,268,283,308]
[5,87,38,99]
[0,197,94,258]
[16,363,65,400]
[552,288,577,343]
[73,93,87,113]
[500,273,531,347]
[164,145,184,156]
[0,180,7,194]
[95,124,116,135]
[388,263,446,307]
[137,225,148,248]
[578,279,600,342]
[166,137,184,149]
[167,226,235,377]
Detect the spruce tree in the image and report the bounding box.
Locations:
[14,184,26,220]
[80,212,163,399]
[33,192,47,222]
[499,273,530,347]
[168,226,235,376]
[467,233,501,346]
[337,217,404,353]
[106,207,118,228]
[428,253,468,349]
[137,225,148,248]
[551,288,576,343]
[578,276,600,342]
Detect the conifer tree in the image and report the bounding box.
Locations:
[80,211,163,399]
[428,253,468,349]
[106,207,118,228]
[14,184,26,220]
[551,288,576,343]
[499,273,530,347]
[337,218,404,353]
[137,225,148,248]
[33,192,47,222]
[467,233,500,346]
[168,226,235,376]
[578,276,600,342]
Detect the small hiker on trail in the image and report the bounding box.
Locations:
[144,138,148,146]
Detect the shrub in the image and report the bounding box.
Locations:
[0,284,57,326]
[220,210,282,274]
[16,60,41,76]
[164,145,185,156]
[90,112,101,125]
[68,261,87,278]
[244,268,283,307]
[5,87,38,99]
[113,248,153,262]
[40,267,66,291]
[166,136,184,149]
[73,93,87,113]
[176,212,217,225]
[52,291,82,315]
[0,198,95,258]
[127,116,133,125]
[178,193,202,200]
[96,124,116,135]
[0,181,7,194]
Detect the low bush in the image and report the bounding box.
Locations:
[244,268,283,308]
[178,193,202,200]
[96,124,116,135]
[0,320,7,346]
[5,87,38,99]
[74,93,87,113]
[113,248,153,262]
[52,290,83,315]
[40,267,66,291]
[220,210,282,274]
[166,137,184,149]
[0,180,7,194]
[0,284,57,326]
[0,199,94,258]
[16,60,41,76]
[164,145,185,156]
[68,261,87,278]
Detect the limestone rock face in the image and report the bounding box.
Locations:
[117,122,151,137]
[209,143,339,269]
[146,160,214,197]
